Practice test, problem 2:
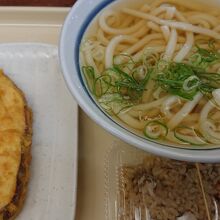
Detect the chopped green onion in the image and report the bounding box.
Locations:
[98,93,133,115]
[155,56,220,100]
[189,43,220,69]
[144,120,168,140]
[182,75,200,91]
[155,62,198,100]
[94,75,112,97]
[82,44,220,118]
[132,65,148,81]
[82,66,95,91]
[174,126,207,145]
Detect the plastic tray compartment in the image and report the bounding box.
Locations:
[197,163,220,220]
[105,143,218,220]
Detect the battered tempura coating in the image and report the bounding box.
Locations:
[0,70,32,220]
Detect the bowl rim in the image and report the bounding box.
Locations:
[59,0,220,162]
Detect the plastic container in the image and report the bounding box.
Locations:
[105,143,219,220]
[198,163,220,220]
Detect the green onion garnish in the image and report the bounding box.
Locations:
[174,126,207,145]
[82,44,220,115]
[94,75,112,97]
[144,120,168,140]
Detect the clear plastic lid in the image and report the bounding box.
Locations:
[105,143,218,220]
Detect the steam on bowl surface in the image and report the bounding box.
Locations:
[59,0,220,162]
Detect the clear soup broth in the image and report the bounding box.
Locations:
[80,0,220,149]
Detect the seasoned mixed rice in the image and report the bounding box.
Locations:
[118,156,218,220]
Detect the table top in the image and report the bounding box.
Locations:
[0,0,76,6]
[0,2,102,220]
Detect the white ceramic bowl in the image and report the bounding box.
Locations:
[59,0,220,162]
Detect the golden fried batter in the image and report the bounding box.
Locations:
[0,70,32,220]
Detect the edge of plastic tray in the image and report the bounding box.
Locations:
[104,143,219,220]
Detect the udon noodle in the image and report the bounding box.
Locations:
[80,0,220,148]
